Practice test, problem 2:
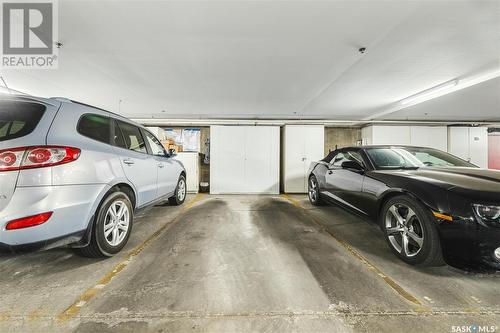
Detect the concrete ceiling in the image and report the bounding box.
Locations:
[1,0,499,121]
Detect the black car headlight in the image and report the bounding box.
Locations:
[473,204,500,222]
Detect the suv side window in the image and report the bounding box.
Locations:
[114,119,147,154]
[331,150,363,167]
[142,129,167,157]
[77,114,111,144]
[113,120,126,149]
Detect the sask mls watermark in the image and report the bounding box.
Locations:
[1,0,58,69]
[452,325,498,333]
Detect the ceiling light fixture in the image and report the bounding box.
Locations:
[400,79,459,106]
[363,68,500,120]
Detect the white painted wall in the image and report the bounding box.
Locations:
[210,126,280,194]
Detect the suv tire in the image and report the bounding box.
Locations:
[77,191,133,258]
[169,175,187,206]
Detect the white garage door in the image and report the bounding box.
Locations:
[210,126,280,194]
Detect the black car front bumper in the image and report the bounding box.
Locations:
[438,218,500,270]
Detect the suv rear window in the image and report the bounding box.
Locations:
[0,101,46,141]
[78,114,111,144]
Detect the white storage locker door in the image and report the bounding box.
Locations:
[304,126,325,174]
[284,125,324,193]
[448,127,470,161]
[371,126,411,145]
[410,126,448,151]
[210,126,280,194]
[284,126,306,193]
[210,126,246,194]
[469,127,488,168]
[361,126,373,145]
[244,126,280,193]
[174,152,199,192]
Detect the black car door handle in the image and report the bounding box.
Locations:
[328,170,333,175]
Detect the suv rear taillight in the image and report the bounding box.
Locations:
[0,146,81,172]
[6,212,53,230]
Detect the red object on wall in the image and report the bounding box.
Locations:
[488,134,500,170]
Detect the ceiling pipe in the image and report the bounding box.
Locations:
[133,118,500,128]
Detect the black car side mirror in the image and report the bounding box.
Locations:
[341,160,364,172]
[168,148,177,157]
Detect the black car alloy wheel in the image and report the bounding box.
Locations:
[385,203,423,257]
[382,195,443,266]
[308,175,322,206]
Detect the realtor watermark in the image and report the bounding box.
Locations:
[1,0,58,69]
[451,325,498,333]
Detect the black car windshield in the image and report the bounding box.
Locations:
[366,147,475,170]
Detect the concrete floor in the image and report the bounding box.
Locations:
[0,194,499,333]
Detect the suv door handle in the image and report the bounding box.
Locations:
[123,159,135,166]
[328,170,333,175]
[158,163,165,168]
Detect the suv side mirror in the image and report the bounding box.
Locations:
[341,160,364,172]
[168,148,177,157]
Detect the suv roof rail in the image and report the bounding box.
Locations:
[50,97,72,103]
[71,100,127,119]
[50,97,128,120]
[1,94,60,107]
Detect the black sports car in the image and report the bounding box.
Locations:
[308,145,500,269]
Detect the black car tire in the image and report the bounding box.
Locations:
[308,175,324,206]
[76,191,133,258]
[381,195,444,267]
[169,175,187,206]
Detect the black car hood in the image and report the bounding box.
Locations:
[373,167,500,193]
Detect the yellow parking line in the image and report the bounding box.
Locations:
[26,308,44,322]
[280,194,427,309]
[57,193,206,322]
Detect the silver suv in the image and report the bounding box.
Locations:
[0,95,186,257]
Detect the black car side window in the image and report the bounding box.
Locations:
[331,151,363,167]
[331,153,347,166]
